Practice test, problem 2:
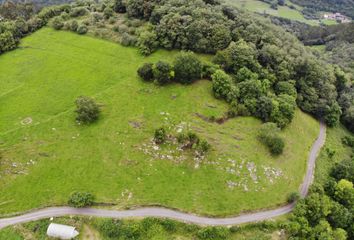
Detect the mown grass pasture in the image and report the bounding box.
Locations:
[0,28,319,216]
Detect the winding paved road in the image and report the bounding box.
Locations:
[0,123,326,229]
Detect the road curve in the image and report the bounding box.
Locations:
[0,123,326,229]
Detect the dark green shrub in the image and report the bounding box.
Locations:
[153,61,172,85]
[287,192,300,203]
[187,132,200,146]
[258,123,285,155]
[70,20,78,32]
[51,16,64,30]
[268,136,285,155]
[137,63,154,81]
[77,25,88,34]
[154,127,167,144]
[202,62,220,79]
[196,140,211,154]
[75,96,100,124]
[68,191,94,207]
[173,51,203,84]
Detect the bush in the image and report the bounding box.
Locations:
[137,28,158,55]
[77,25,88,34]
[196,139,211,154]
[120,33,137,46]
[211,70,239,103]
[70,7,88,17]
[202,62,220,79]
[258,123,285,155]
[51,16,64,30]
[268,136,285,155]
[173,51,203,84]
[68,191,94,207]
[154,127,167,144]
[137,63,154,81]
[197,226,229,240]
[75,96,100,124]
[153,61,172,85]
[69,20,78,32]
[99,219,122,238]
[287,192,300,203]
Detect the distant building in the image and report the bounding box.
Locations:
[47,223,79,240]
[323,12,351,23]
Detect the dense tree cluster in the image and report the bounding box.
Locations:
[137,51,205,85]
[289,0,354,19]
[123,0,347,129]
[287,155,354,239]
[0,3,70,54]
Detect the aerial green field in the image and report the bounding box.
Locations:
[226,0,330,26]
[0,28,319,216]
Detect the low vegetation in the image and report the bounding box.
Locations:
[68,191,95,208]
[0,216,287,240]
[75,96,100,124]
[258,123,285,155]
[0,28,320,216]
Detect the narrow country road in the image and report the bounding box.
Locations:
[0,123,326,229]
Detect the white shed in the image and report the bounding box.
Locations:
[46,223,79,239]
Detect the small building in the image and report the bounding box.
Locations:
[47,223,79,239]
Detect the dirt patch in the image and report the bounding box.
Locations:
[20,117,32,125]
[129,120,142,129]
[195,112,231,125]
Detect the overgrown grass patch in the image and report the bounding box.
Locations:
[0,28,319,216]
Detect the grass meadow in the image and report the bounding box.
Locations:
[0,28,319,216]
[226,0,332,26]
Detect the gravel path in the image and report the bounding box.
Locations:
[0,123,326,229]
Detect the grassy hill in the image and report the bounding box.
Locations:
[0,28,319,216]
[225,0,337,25]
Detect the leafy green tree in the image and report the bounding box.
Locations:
[75,96,100,124]
[331,158,354,182]
[137,28,158,55]
[328,201,351,229]
[68,192,95,208]
[211,70,239,103]
[334,179,354,208]
[275,81,297,97]
[235,67,258,82]
[173,51,203,84]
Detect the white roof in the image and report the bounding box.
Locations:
[47,223,79,239]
